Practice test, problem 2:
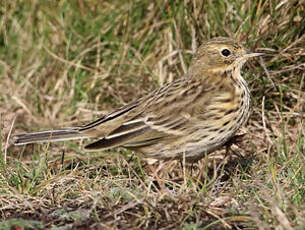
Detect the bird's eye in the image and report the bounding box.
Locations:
[221,49,231,57]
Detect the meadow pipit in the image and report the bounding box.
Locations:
[14,37,263,162]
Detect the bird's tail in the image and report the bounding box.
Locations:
[14,127,88,145]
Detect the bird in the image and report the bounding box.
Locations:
[13,37,263,162]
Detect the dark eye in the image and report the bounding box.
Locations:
[221,49,231,57]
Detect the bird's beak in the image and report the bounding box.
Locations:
[243,51,265,58]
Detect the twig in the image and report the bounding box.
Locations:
[5,116,16,164]
[259,57,277,91]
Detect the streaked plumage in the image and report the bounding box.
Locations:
[14,37,262,162]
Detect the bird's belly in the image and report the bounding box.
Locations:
[139,109,249,162]
[138,130,234,162]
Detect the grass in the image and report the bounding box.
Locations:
[1,0,304,229]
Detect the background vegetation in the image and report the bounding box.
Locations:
[0,0,304,229]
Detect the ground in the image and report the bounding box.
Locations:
[0,0,304,229]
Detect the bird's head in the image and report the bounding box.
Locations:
[189,37,263,76]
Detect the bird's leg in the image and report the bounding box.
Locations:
[148,164,166,194]
[127,153,135,164]
[225,133,245,158]
[179,160,195,177]
[190,163,195,176]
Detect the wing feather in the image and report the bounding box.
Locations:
[84,77,213,150]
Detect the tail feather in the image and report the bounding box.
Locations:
[14,128,88,145]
